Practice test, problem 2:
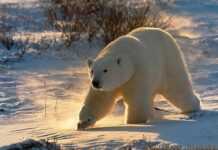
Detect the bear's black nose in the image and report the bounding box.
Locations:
[92,80,100,89]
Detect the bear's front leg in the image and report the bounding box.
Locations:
[78,86,118,130]
[123,90,154,124]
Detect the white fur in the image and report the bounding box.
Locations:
[79,27,201,127]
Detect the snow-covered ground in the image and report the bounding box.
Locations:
[1,0,218,149]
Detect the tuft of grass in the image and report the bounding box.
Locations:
[0,22,14,50]
[0,139,61,150]
[0,33,14,50]
[0,7,14,50]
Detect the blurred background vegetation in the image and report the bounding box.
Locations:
[0,0,172,56]
[44,0,172,47]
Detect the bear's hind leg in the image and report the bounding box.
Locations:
[163,89,201,113]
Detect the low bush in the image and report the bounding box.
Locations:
[45,0,171,46]
[0,18,14,50]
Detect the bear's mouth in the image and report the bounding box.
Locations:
[77,120,95,130]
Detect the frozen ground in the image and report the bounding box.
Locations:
[1,0,218,149]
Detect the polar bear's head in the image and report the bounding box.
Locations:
[88,54,134,91]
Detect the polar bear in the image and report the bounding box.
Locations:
[77,27,201,130]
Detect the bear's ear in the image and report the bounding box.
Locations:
[116,57,121,65]
[87,58,93,68]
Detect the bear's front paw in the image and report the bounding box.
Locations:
[127,118,148,124]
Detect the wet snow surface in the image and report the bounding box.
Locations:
[1,0,218,149]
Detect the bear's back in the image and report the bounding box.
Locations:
[96,27,177,63]
[128,27,182,63]
[128,27,170,47]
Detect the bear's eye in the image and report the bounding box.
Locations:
[103,69,108,73]
[91,69,93,75]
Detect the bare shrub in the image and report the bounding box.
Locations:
[0,32,14,50]
[45,0,171,46]
[0,15,14,50]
